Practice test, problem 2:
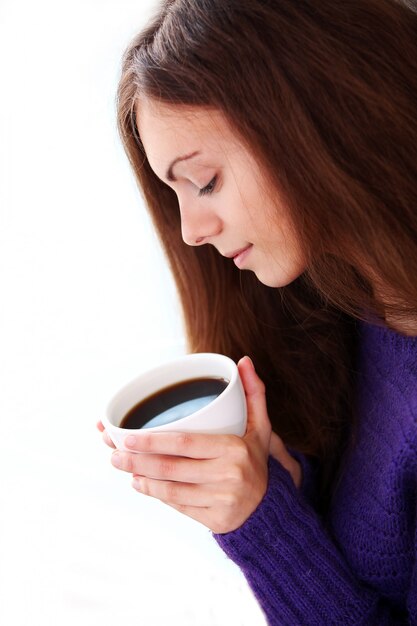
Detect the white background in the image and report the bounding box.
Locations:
[0,1,266,624]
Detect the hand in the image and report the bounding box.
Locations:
[97,356,301,533]
[269,431,302,490]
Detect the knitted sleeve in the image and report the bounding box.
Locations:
[213,456,415,626]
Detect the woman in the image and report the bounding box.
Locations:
[97,1,417,623]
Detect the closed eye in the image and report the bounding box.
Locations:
[198,176,217,197]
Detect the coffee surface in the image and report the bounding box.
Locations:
[119,376,229,430]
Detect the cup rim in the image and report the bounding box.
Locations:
[104,352,238,432]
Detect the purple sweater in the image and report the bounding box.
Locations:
[214,322,417,625]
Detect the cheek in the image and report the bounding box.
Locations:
[255,222,307,286]
[263,207,303,250]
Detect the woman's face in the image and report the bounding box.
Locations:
[136,100,307,288]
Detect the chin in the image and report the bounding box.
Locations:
[254,267,305,288]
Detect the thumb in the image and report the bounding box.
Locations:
[238,356,271,444]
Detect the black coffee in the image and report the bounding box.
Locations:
[119,376,229,430]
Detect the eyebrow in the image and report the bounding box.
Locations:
[166,151,201,182]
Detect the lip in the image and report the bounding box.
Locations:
[224,244,252,259]
[226,244,253,268]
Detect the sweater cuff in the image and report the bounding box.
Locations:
[212,455,376,624]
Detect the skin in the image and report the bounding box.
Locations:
[97,100,307,534]
[136,99,307,288]
[97,357,301,534]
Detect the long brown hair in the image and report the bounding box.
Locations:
[116,0,417,507]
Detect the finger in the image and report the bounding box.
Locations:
[97,421,104,432]
[269,430,287,459]
[269,431,302,489]
[166,502,212,528]
[237,356,271,444]
[103,430,116,449]
[111,452,221,483]
[132,476,214,507]
[167,503,234,534]
[121,431,238,459]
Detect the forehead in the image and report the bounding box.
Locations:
[135,99,241,172]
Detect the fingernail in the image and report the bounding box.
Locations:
[246,356,254,369]
[111,453,121,468]
[125,435,136,448]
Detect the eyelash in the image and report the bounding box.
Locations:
[198,176,218,197]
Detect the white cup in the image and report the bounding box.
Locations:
[102,353,247,451]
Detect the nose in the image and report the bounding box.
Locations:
[179,202,222,247]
